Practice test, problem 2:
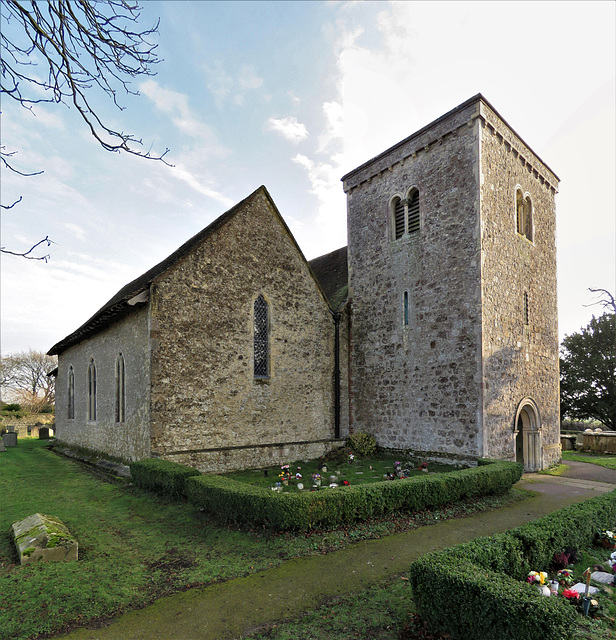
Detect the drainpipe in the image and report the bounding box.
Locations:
[330,310,341,440]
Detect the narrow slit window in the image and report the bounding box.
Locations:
[115,353,125,423]
[403,291,409,326]
[523,292,529,326]
[87,359,97,421]
[67,366,75,420]
[254,295,269,378]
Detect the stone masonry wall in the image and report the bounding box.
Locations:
[478,103,560,468]
[344,101,484,458]
[54,307,151,462]
[149,189,337,472]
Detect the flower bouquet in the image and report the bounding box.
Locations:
[527,571,550,595]
[556,569,574,587]
[597,529,616,549]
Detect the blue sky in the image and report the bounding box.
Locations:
[1,0,614,355]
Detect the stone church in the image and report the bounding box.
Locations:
[49,94,561,472]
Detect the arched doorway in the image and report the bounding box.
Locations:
[514,399,542,472]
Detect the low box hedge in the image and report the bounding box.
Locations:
[130,458,201,498]
[185,460,523,531]
[409,489,616,640]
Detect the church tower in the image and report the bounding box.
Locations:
[342,95,560,471]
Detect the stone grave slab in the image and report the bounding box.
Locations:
[570,582,599,595]
[12,513,78,565]
[591,571,614,585]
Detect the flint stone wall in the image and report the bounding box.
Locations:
[478,103,560,467]
[149,189,338,472]
[345,101,483,457]
[344,96,560,469]
[54,306,151,462]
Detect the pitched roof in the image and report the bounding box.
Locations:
[308,246,348,312]
[49,186,322,356]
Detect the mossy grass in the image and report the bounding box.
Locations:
[245,576,416,640]
[1,440,521,639]
[562,450,616,471]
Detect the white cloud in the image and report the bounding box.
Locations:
[28,106,66,131]
[287,91,301,106]
[318,101,344,153]
[267,116,309,143]
[238,64,264,90]
[171,164,235,208]
[203,60,264,108]
[292,153,346,251]
[64,223,86,242]
[140,80,225,147]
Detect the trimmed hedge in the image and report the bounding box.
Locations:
[130,458,201,498]
[185,460,523,530]
[409,489,616,640]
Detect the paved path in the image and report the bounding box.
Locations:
[61,464,615,640]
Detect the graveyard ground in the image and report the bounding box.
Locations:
[1,439,523,640]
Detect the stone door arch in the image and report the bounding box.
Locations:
[514,398,542,472]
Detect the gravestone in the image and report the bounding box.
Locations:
[39,427,50,440]
[2,432,17,447]
[12,513,78,565]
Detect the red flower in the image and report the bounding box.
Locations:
[342,480,350,486]
[562,589,579,600]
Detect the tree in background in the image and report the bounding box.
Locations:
[560,289,616,431]
[0,350,57,412]
[1,0,169,260]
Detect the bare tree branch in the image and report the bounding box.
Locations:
[586,288,616,315]
[0,349,57,409]
[0,236,54,261]
[1,0,170,163]
[0,0,172,259]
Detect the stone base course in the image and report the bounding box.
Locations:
[160,438,344,474]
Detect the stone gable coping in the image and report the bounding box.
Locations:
[48,186,332,356]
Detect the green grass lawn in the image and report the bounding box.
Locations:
[0,439,521,640]
[223,452,455,492]
[562,450,616,471]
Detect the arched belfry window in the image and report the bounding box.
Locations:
[87,359,97,421]
[516,189,533,241]
[67,366,75,420]
[391,188,420,240]
[393,196,405,240]
[115,353,125,423]
[407,189,420,234]
[254,295,269,378]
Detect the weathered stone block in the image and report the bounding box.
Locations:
[12,513,78,565]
